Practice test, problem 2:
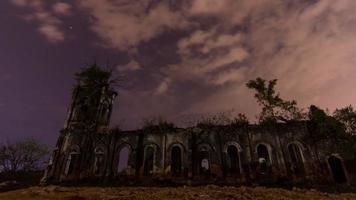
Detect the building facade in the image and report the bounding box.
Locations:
[41,71,355,186]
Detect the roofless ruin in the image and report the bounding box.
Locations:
[41,65,354,186]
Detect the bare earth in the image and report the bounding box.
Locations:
[1,185,356,200]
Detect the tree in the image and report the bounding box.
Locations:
[246,77,305,123]
[333,105,356,136]
[332,105,356,158]
[308,105,346,143]
[0,138,49,173]
[305,105,355,162]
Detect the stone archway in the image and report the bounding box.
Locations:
[328,155,347,183]
[64,145,80,176]
[226,145,240,175]
[171,146,182,176]
[198,145,210,176]
[93,147,105,175]
[256,143,271,175]
[143,146,155,176]
[287,143,305,176]
[117,145,131,173]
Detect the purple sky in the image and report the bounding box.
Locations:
[2,0,356,146]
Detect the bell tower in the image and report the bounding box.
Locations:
[64,65,117,132]
[41,64,117,184]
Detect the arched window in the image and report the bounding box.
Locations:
[94,147,105,175]
[171,146,182,176]
[199,146,210,175]
[143,146,155,176]
[227,145,240,175]
[328,155,347,183]
[65,146,80,176]
[118,146,130,173]
[288,143,304,175]
[256,144,271,174]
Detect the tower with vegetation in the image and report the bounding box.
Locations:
[64,64,117,132]
[42,64,117,183]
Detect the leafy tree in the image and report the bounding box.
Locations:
[246,77,305,123]
[332,105,356,158]
[0,138,49,173]
[333,105,356,136]
[308,105,346,143]
[305,105,356,161]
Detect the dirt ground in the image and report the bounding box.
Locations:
[1,185,356,200]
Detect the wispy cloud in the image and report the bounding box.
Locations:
[10,0,69,43]
[171,0,356,117]
[78,0,190,51]
[117,59,141,72]
[52,2,72,16]
[10,0,356,126]
[122,0,356,122]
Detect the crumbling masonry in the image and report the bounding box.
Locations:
[42,72,355,186]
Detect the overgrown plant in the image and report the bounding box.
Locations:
[333,105,356,136]
[306,105,354,159]
[197,112,233,128]
[142,117,176,133]
[246,77,305,124]
[74,63,117,129]
[231,113,250,128]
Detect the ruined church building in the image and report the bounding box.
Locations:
[42,68,355,186]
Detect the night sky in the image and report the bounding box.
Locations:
[2,0,356,146]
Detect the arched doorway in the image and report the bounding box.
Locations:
[328,156,347,183]
[93,147,105,175]
[199,147,210,175]
[171,146,182,176]
[288,143,304,175]
[257,144,270,174]
[226,145,240,175]
[117,146,130,173]
[143,146,155,176]
[64,146,80,176]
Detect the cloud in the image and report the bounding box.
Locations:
[53,2,72,15]
[164,28,249,87]
[153,0,356,121]
[117,59,141,72]
[79,0,190,51]
[211,67,247,86]
[188,0,232,16]
[10,0,27,6]
[10,0,67,43]
[10,0,356,125]
[155,78,171,95]
[38,24,64,43]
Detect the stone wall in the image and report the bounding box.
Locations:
[42,121,355,186]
